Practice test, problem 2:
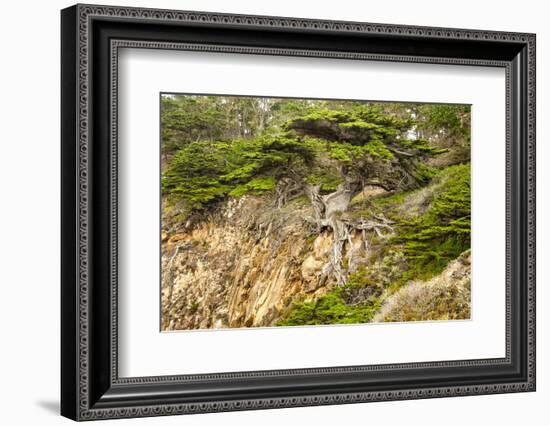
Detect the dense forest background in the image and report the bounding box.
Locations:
[160,94,471,330]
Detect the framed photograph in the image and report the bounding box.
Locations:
[61,4,536,421]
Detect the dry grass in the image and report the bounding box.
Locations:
[373,250,471,322]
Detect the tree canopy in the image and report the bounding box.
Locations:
[161,96,466,216]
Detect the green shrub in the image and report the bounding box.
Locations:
[228,176,276,197]
[161,142,231,209]
[394,163,471,280]
[162,137,313,210]
[277,279,381,326]
[189,300,199,314]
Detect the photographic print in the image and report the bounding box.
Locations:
[160,94,471,331]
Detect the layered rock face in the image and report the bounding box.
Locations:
[161,196,334,330]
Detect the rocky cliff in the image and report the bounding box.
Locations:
[161,195,332,330]
[161,164,471,330]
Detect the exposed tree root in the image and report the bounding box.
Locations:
[304,181,395,286]
[274,178,303,209]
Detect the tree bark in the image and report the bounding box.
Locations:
[305,179,363,285]
[304,178,394,286]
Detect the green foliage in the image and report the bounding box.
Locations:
[417,104,471,144]
[161,94,471,222]
[327,139,394,163]
[395,163,471,279]
[415,163,438,183]
[277,280,381,326]
[291,104,412,129]
[362,138,395,159]
[229,177,276,197]
[287,104,413,148]
[422,104,468,135]
[305,168,343,193]
[353,163,471,293]
[162,134,316,210]
[161,96,226,155]
[398,137,447,154]
[161,142,231,209]
[189,300,199,314]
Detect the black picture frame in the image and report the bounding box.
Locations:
[61,4,536,421]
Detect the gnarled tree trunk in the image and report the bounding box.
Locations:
[304,177,394,286]
[305,179,362,285]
